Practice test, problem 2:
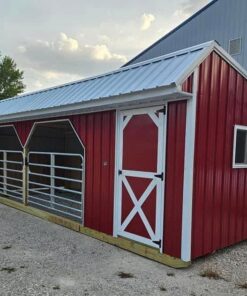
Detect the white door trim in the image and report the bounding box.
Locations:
[113,106,166,251]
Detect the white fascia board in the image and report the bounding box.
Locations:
[176,41,247,86]
[0,85,192,124]
[175,43,215,86]
[213,43,247,79]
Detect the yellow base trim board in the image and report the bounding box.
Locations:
[0,197,190,269]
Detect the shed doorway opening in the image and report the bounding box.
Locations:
[0,126,23,203]
[26,120,85,223]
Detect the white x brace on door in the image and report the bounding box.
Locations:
[115,106,166,250]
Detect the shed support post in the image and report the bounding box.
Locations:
[23,147,28,206]
[181,68,199,262]
[50,153,55,208]
[3,151,7,195]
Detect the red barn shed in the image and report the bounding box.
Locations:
[0,41,246,268]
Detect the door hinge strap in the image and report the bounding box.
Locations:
[157,106,166,115]
[152,239,162,248]
[154,172,164,181]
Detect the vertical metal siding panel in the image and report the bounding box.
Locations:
[100,112,115,234]
[108,112,116,234]
[203,54,218,255]
[192,55,212,258]
[164,103,176,256]
[84,114,94,230]
[236,76,245,242]
[230,74,243,245]
[242,82,247,239]
[164,100,186,258]
[71,111,115,235]
[213,59,229,251]
[173,103,186,256]
[100,113,110,234]
[220,67,234,249]
[182,74,193,93]
[207,53,222,253]
[192,53,247,259]
[93,114,102,231]
[225,67,237,247]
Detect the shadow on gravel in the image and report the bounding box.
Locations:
[1,267,16,274]
[117,271,135,279]
[2,245,12,250]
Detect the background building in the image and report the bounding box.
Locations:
[126,0,247,69]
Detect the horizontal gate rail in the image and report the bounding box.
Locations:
[0,167,22,174]
[27,162,83,172]
[28,181,82,195]
[28,151,84,222]
[29,188,82,205]
[29,172,82,183]
[28,200,82,220]
[28,195,81,213]
[0,160,23,165]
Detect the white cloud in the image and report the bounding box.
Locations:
[98,34,111,44]
[17,45,26,53]
[33,80,43,89]
[87,44,112,61]
[58,33,79,52]
[17,32,128,92]
[174,0,209,19]
[141,13,155,31]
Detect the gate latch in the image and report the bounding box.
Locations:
[24,157,28,166]
[154,172,164,181]
[152,239,162,248]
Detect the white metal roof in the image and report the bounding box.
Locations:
[0,41,246,123]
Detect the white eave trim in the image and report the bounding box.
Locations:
[0,86,192,123]
[176,41,247,86]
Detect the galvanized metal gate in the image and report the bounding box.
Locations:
[27,152,84,223]
[0,150,23,202]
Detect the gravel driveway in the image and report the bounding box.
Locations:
[0,203,247,296]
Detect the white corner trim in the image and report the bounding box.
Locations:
[181,68,199,262]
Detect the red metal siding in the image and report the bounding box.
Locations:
[70,111,116,235]
[163,100,187,258]
[192,52,247,259]
[14,121,34,146]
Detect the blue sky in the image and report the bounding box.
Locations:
[0,0,209,92]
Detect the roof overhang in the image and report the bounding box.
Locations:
[0,85,192,123]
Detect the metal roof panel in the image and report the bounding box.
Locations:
[0,41,243,120]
